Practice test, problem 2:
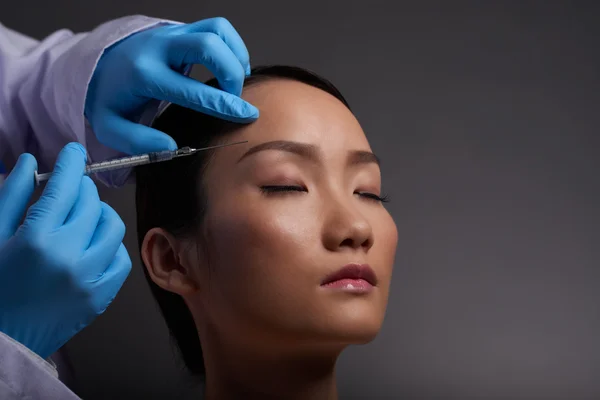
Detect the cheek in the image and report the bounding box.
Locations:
[202,200,321,291]
[198,198,330,338]
[372,211,399,291]
[382,212,399,261]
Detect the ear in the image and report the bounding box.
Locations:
[141,228,199,295]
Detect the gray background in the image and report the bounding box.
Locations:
[4,1,600,399]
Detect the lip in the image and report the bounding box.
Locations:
[320,263,378,287]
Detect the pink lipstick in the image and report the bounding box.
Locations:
[320,263,377,293]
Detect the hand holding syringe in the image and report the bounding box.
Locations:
[34,141,248,186]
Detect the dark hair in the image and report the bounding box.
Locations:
[135,65,352,376]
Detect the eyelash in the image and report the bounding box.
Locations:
[260,186,390,203]
[357,191,390,203]
[260,185,306,194]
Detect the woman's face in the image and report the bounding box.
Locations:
[178,79,397,353]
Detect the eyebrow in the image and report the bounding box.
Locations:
[237,140,380,167]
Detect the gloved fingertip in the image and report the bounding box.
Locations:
[154,134,178,151]
[245,65,252,76]
[16,153,37,170]
[243,102,259,120]
[167,139,178,151]
[147,136,178,152]
[65,142,88,161]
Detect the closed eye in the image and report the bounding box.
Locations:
[355,191,390,203]
[260,186,390,203]
[260,185,307,194]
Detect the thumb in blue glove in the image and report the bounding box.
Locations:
[85,17,259,156]
[0,143,132,359]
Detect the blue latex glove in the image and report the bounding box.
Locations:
[0,143,131,359]
[85,17,259,156]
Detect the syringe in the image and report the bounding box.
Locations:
[34,140,248,186]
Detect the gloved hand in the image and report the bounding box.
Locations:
[85,17,259,156]
[0,143,131,359]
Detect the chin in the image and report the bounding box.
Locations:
[324,315,384,346]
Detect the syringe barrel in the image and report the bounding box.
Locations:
[36,149,179,185]
[148,150,175,163]
[85,154,151,174]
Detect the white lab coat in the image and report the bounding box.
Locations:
[0,15,173,399]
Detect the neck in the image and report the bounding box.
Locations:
[202,343,340,400]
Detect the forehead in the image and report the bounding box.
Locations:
[233,78,370,150]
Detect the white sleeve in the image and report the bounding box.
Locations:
[0,331,80,399]
[0,16,180,187]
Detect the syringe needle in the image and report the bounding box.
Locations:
[175,140,249,158]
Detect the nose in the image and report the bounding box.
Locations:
[322,197,374,252]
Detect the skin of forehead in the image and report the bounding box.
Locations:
[215,78,373,168]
